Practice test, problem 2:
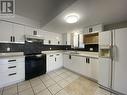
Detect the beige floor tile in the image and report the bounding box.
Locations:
[64,77,99,95]
[65,71,74,76]
[37,89,52,95]
[57,80,69,88]
[65,76,75,84]
[32,83,46,94]
[4,84,17,90]
[18,81,31,92]
[48,84,62,95]
[19,88,34,95]
[43,79,56,87]
[70,74,80,80]
[55,70,64,75]
[48,71,57,78]
[59,73,69,79]
[53,76,63,82]
[40,74,51,82]
[30,78,43,87]
[3,85,17,95]
[18,81,30,86]
[56,89,70,95]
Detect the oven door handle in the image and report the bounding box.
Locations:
[36,54,42,57]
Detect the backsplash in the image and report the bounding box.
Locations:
[0,43,71,53]
[0,43,98,53]
[71,44,98,52]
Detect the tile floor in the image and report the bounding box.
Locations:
[0,68,111,95]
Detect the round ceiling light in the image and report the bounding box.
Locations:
[64,13,80,24]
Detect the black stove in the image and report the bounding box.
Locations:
[24,42,46,80]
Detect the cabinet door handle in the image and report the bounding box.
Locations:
[86,58,87,63]
[66,41,67,45]
[13,36,15,42]
[69,55,71,59]
[8,66,16,69]
[55,58,56,62]
[8,60,16,62]
[87,58,90,64]
[8,73,16,76]
[10,36,13,42]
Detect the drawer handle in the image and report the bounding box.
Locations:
[8,66,16,69]
[50,55,53,57]
[8,60,16,62]
[56,54,60,56]
[8,73,16,76]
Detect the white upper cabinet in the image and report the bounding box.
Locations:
[93,24,103,33]
[0,21,13,42]
[24,26,39,36]
[99,31,112,46]
[13,24,25,43]
[62,33,71,45]
[0,21,25,43]
[83,24,103,34]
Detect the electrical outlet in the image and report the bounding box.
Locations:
[7,47,10,51]
[90,48,93,51]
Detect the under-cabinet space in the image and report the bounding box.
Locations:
[83,33,99,44]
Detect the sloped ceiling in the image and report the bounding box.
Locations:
[16,0,77,26]
[42,0,127,33]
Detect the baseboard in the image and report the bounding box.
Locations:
[99,84,126,95]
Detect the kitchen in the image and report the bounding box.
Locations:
[0,0,127,95]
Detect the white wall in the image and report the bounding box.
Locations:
[0,15,41,28]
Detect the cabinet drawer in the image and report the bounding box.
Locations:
[0,57,24,64]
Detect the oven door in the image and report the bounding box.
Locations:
[25,54,46,80]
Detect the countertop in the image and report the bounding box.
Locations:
[41,50,99,58]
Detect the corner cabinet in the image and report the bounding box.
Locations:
[63,54,99,81]
[46,53,63,72]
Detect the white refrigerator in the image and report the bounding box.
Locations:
[98,28,127,95]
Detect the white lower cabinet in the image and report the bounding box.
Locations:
[47,54,55,72]
[46,53,63,72]
[63,54,98,81]
[0,56,25,88]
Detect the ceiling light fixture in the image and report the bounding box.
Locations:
[64,13,80,24]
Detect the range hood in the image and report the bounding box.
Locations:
[24,35,44,43]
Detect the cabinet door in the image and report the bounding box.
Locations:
[71,56,85,75]
[13,24,25,43]
[55,53,63,69]
[24,26,38,35]
[62,33,67,45]
[84,58,92,78]
[93,24,103,33]
[63,54,72,69]
[0,21,13,42]
[99,31,112,46]
[47,54,55,72]
[90,58,99,80]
